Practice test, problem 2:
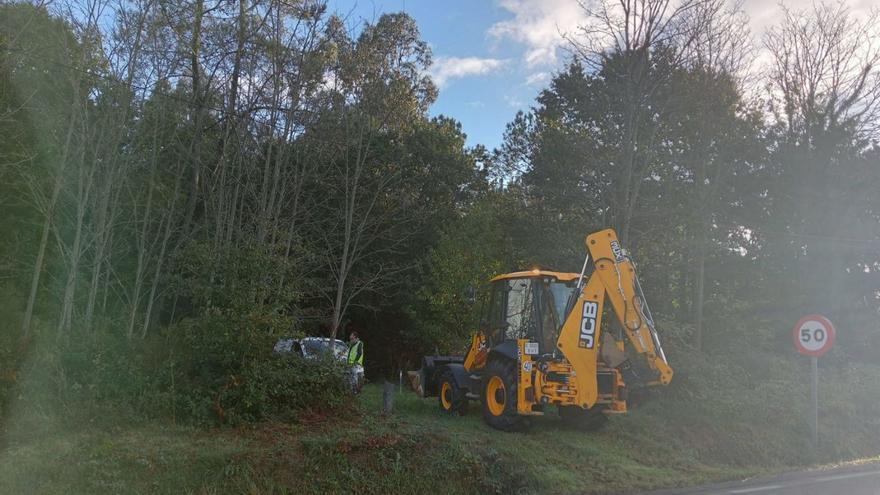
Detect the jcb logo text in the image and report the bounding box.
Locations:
[579,301,598,349]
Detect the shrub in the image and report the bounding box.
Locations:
[231,352,353,423]
[1,311,354,430]
[152,312,354,424]
[0,284,27,425]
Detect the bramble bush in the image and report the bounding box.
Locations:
[1,312,354,430]
[163,312,353,424]
[1,235,353,430]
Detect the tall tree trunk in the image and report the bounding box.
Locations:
[183,0,204,234]
[58,164,91,336]
[84,171,113,330]
[693,218,706,350]
[21,175,63,337]
[21,111,77,337]
[127,163,157,339]
[141,158,184,338]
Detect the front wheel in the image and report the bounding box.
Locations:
[481,359,526,431]
[438,370,468,415]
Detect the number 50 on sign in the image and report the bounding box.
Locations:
[792,314,836,357]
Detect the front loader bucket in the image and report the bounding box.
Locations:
[408,355,464,398]
[407,370,425,397]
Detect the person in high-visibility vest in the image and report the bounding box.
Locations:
[347,331,364,392]
[347,332,364,365]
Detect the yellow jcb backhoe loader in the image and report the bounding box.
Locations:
[412,229,673,431]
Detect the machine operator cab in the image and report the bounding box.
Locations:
[483,270,581,356]
[480,269,633,390]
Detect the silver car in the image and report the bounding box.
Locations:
[273,337,363,392]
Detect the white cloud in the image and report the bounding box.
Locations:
[743,0,875,39]
[489,0,875,73]
[503,93,524,109]
[742,0,877,41]
[740,0,878,89]
[430,56,508,88]
[488,0,588,68]
[525,71,550,87]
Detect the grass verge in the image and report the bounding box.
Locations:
[0,382,877,494]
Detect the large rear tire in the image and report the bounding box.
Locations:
[558,405,608,431]
[481,359,526,431]
[438,370,468,415]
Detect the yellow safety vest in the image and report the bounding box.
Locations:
[348,341,364,366]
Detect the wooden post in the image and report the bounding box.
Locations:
[382,380,394,415]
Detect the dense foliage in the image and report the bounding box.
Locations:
[1,0,879,433]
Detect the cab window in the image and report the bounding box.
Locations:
[504,278,536,340]
[488,279,536,340]
[487,281,506,344]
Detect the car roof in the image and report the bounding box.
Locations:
[300,337,345,344]
[490,270,580,283]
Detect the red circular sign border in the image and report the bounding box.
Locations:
[792,314,836,357]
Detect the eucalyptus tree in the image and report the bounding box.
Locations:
[314,13,437,341]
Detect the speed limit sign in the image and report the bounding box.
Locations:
[792,314,836,357]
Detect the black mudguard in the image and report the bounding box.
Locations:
[419,355,464,397]
[436,363,472,394]
[488,340,518,363]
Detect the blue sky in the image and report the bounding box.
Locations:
[330,0,876,151]
[331,0,590,150]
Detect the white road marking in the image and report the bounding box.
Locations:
[811,470,880,483]
[727,484,783,494]
[724,470,880,494]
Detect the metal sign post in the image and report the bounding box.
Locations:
[810,356,818,446]
[792,314,836,448]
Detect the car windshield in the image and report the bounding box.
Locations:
[301,339,346,359]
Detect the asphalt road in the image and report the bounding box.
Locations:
[639,462,880,495]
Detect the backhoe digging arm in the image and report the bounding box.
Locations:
[585,229,673,386]
[556,229,673,408]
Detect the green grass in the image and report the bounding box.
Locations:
[0,382,877,494]
[357,385,767,494]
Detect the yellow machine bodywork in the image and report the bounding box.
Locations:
[460,228,672,418]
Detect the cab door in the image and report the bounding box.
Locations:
[487,278,540,344]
